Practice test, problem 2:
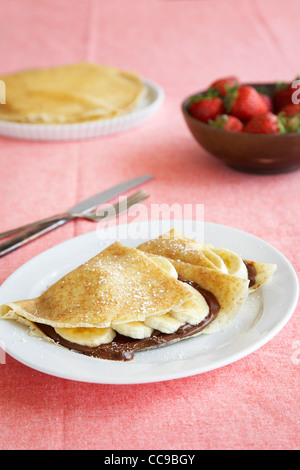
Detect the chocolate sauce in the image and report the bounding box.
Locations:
[243,261,257,287]
[36,278,221,362]
[177,276,221,316]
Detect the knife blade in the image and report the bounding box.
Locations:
[0,174,153,258]
[68,174,153,214]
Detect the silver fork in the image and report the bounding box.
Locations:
[0,190,149,258]
[0,190,149,240]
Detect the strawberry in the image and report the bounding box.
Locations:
[210,76,239,97]
[189,95,225,123]
[243,112,283,134]
[225,85,268,121]
[279,103,300,116]
[274,79,300,112]
[209,114,243,132]
[260,93,274,112]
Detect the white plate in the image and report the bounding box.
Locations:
[0,221,298,384]
[0,79,164,141]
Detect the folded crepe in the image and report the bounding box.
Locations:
[138,233,249,334]
[166,260,249,334]
[0,231,275,361]
[0,62,144,124]
[138,228,277,293]
[1,242,221,361]
[0,241,194,328]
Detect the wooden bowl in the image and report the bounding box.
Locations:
[181,83,300,174]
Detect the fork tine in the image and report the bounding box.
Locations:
[113,190,149,217]
[124,189,148,202]
[64,190,149,221]
[90,190,149,222]
[126,190,149,205]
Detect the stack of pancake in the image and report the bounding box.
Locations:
[0,62,144,124]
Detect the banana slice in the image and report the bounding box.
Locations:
[112,321,154,339]
[148,254,177,279]
[201,248,228,273]
[212,248,248,279]
[54,326,116,347]
[144,313,184,334]
[169,284,209,325]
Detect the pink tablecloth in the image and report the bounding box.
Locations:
[0,0,299,450]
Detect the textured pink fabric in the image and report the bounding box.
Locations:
[0,0,299,450]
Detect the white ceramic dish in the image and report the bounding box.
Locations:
[0,220,298,384]
[0,78,164,141]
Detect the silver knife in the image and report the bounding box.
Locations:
[0,174,153,257]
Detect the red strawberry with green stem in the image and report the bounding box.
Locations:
[225,85,268,121]
[189,90,225,123]
[210,76,239,97]
[209,114,243,132]
[279,103,300,116]
[243,112,285,134]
